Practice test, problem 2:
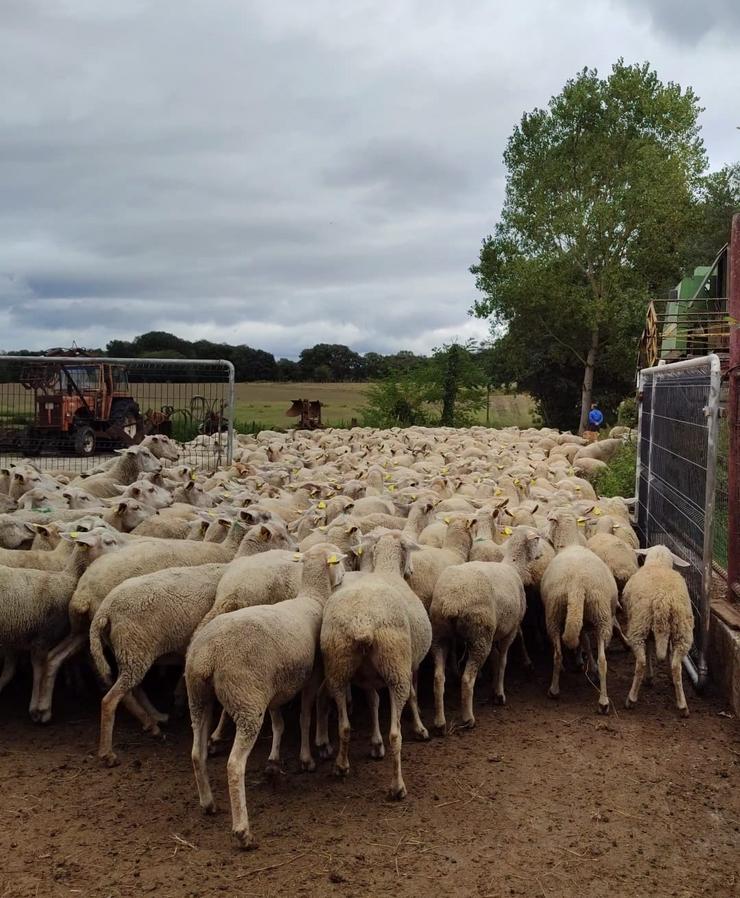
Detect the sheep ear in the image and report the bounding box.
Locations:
[23,522,37,535]
[185,480,195,491]
[671,552,690,568]
[258,524,273,540]
[635,548,648,557]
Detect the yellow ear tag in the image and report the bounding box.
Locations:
[318,525,328,532]
[494,489,502,496]
[387,484,396,492]
[444,516,450,525]
[317,501,326,509]
[569,468,575,475]
[293,468,300,474]
[577,518,586,526]
[497,465,504,470]
[70,531,80,539]
[327,554,339,565]
[441,467,448,474]
[293,553,303,562]
[356,547,363,556]
[384,474,392,481]
[514,479,520,486]
[190,473,197,481]
[411,494,417,500]
[594,508,602,516]
[503,527,513,536]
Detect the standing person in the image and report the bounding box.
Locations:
[585,402,604,442]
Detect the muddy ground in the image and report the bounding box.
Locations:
[1,650,738,898]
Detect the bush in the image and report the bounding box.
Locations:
[593,442,637,498]
[617,396,638,428]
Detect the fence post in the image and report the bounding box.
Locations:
[728,214,740,603]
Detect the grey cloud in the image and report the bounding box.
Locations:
[0,1,736,358]
[615,0,740,42]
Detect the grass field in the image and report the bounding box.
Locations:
[233,382,535,430]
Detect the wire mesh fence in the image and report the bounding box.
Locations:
[635,355,722,685]
[0,356,234,473]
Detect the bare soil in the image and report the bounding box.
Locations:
[1,651,738,898]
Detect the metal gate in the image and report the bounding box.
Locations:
[635,354,722,686]
[0,356,235,472]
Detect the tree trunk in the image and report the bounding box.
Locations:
[578,329,599,434]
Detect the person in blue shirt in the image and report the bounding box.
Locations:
[587,402,604,432]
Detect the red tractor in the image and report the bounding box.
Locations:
[19,354,143,456]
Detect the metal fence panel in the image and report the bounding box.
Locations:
[0,356,234,473]
[635,354,722,686]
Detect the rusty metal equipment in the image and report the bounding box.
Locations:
[286,398,323,429]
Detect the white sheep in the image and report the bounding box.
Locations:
[89,563,228,765]
[320,530,431,799]
[430,526,543,731]
[540,511,618,713]
[186,544,347,849]
[0,528,122,719]
[622,545,694,716]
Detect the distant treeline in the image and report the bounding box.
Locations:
[3,331,433,383]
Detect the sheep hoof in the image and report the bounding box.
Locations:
[201,801,217,816]
[624,697,637,710]
[413,727,430,741]
[433,723,447,737]
[299,758,316,772]
[598,701,610,716]
[492,694,506,706]
[143,723,161,738]
[264,760,283,777]
[316,742,334,760]
[370,742,385,759]
[679,706,690,718]
[388,784,407,801]
[233,829,257,851]
[333,763,350,778]
[547,689,560,701]
[100,752,120,768]
[29,708,50,724]
[644,677,654,688]
[460,717,475,729]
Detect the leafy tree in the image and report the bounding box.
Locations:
[275,358,300,381]
[362,375,431,427]
[682,162,740,268]
[471,60,706,432]
[298,344,365,381]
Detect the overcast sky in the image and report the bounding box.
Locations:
[1,1,738,358]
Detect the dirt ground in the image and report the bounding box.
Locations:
[1,650,738,898]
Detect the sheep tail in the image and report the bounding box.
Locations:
[89,614,113,685]
[562,583,585,650]
[350,616,375,653]
[652,604,671,662]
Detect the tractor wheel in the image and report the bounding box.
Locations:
[74,426,96,457]
[18,432,42,456]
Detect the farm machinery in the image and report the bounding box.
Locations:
[17,351,145,456]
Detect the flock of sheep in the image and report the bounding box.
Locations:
[0,425,696,850]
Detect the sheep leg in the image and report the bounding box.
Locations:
[0,650,17,695]
[407,672,429,740]
[387,681,410,800]
[208,709,232,755]
[492,629,517,706]
[645,640,655,686]
[189,683,216,814]
[671,646,689,718]
[548,635,563,699]
[132,686,169,724]
[461,639,491,727]
[35,633,88,723]
[432,641,449,734]
[517,626,534,673]
[228,720,262,850]
[596,634,610,714]
[265,707,284,774]
[625,642,646,709]
[314,681,333,759]
[332,686,352,778]
[121,692,160,731]
[299,678,319,772]
[28,647,47,720]
[366,688,385,759]
[100,666,157,766]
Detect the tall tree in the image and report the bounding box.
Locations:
[471,61,706,432]
[682,162,740,268]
